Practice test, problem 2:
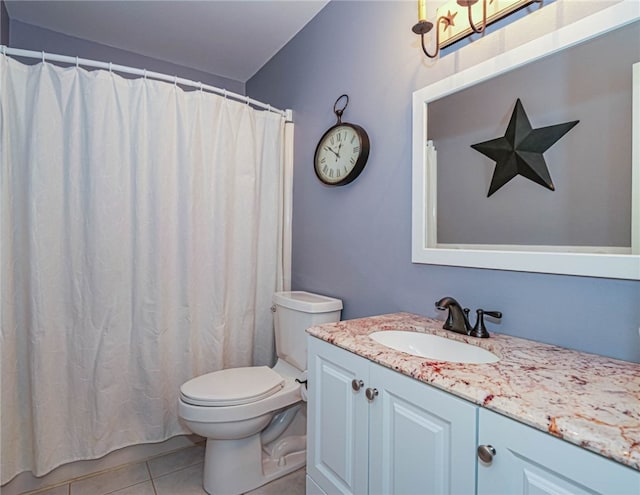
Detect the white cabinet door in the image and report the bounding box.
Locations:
[369,363,477,495]
[307,337,370,495]
[308,337,479,495]
[477,408,640,495]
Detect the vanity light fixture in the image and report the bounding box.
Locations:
[412,0,541,59]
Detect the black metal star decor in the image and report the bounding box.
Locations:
[471,99,579,197]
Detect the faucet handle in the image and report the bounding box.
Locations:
[469,308,501,338]
[484,310,502,319]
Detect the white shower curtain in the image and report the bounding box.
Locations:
[0,55,291,483]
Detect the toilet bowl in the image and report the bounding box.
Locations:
[177,291,342,495]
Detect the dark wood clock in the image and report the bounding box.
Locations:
[314,94,370,186]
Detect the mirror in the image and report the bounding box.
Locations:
[412,2,640,280]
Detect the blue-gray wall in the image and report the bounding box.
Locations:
[1,1,9,45]
[247,1,640,362]
[8,19,244,94]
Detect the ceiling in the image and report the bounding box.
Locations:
[4,0,330,82]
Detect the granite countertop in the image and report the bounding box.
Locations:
[306,312,640,471]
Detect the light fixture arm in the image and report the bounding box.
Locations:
[413,16,448,59]
[460,0,488,34]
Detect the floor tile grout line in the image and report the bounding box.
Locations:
[102,480,154,495]
[20,480,71,495]
[65,461,146,495]
[24,464,305,495]
[150,477,159,495]
[151,463,208,495]
[145,461,159,495]
[16,443,203,495]
[147,445,206,480]
[71,462,151,495]
[151,461,205,482]
[144,441,205,469]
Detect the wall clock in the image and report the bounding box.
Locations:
[314,94,370,186]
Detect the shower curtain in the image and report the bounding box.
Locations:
[0,55,291,483]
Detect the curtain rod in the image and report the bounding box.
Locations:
[0,45,293,122]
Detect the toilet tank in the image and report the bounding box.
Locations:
[272,291,342,371]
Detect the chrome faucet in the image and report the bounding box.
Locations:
[435,296,502,338]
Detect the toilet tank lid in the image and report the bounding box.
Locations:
[273,291,343,313]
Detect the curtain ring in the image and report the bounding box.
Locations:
[267,104,271,113]
[223,89,227,99]
[41,51,46,63]
[143,69,147,80]
[174,75,178,88]
[76,56,79,68]
[198,81,203,93]
[109,62,113,73]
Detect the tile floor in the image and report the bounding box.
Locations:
[24,445,306,495]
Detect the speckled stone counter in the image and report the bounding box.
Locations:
[306,312,640,471]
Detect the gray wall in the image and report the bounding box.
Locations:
[8,19,244,95]
[1,1,9,45]
[247,1,640,362]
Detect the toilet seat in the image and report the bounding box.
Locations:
[178,376,302,424]
[180,366,284,407]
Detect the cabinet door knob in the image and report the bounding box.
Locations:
[477,444,497,464]
[351,379,364,392]
[365,387,379,401]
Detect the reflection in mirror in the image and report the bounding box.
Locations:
[412,2,640,280]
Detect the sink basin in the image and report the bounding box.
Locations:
[369,331,499,364]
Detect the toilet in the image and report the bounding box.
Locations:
[178,291,342,495]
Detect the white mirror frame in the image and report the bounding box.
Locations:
[412,1,640,280]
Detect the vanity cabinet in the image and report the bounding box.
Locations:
[306,336,477,495]
[307,335,640,495]
[477,408,640,495]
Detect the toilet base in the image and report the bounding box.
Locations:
[202,433,306,495]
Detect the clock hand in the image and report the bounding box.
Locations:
[324,146,340,159]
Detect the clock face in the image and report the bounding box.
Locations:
[314,124,369,186]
